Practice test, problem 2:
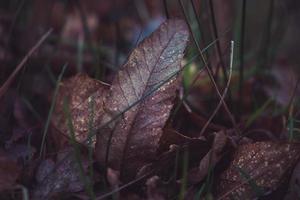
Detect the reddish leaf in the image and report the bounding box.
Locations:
[95,19,189,181]
[0,149,21,191]
[216,142,300,200]
[52,73,108,147]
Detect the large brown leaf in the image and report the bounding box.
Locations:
[95,19,189,181]
[52,73,108,147]
[216,142,300,200]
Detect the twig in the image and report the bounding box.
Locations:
[0,29,53,100]
[169,28,232,122]
[179,0,239,135]
[200,41,235,136]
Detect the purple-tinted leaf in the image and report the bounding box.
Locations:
[32,149,89,200]
[95,19,189,181]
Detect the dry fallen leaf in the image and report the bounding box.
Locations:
[52,73,108,147]
[188,131,229,184]
[95,19,189,181]
[216,141,300,200]
[32,149,89,200]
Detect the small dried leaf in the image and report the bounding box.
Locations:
[52,73,108,147]
[188,131,228,184]
[33,149,89,200]
[96,19,189,181]
[216,142,300,200]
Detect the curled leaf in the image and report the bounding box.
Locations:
[188,131,229,184]
[52,74,108,147]
[216,142,300,200]
[96,19,189,180]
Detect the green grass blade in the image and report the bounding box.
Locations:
[179,148,189,200]
[235,166,265,197]
[39,63,68,158]
[245,98,273,128]
[63,98,96,200]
